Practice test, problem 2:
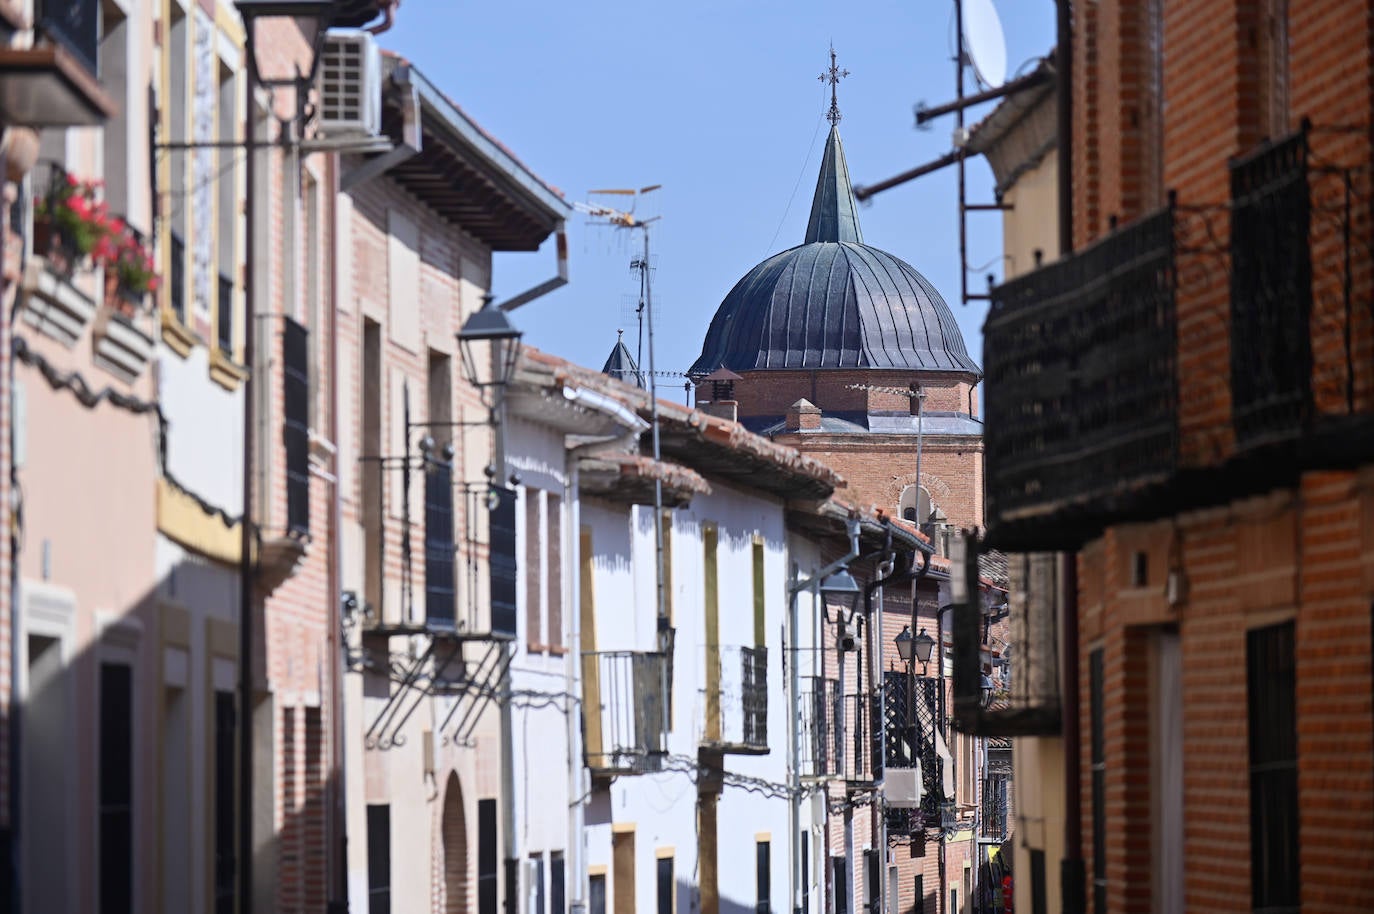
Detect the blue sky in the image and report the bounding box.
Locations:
[385,1,1055,396]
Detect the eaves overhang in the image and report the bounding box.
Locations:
[578,453,711,508]
[380,56,571,250]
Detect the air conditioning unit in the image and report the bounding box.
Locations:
[317,29,382,139]
[885,765,924,809]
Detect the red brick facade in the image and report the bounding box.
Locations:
[1070,1,1374,911]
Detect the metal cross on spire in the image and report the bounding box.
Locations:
[819,44,850,126]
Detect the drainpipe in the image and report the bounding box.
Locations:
[326,151,348,914]
[789,519,861,914]
[562,403,646,914]
[3,147,21,914]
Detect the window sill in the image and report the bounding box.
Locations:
[209,347,247,390]
[526,641,548,655]
[161,308,197,358]
[548,645,569,657]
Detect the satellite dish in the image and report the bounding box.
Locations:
[962,0,1007,89]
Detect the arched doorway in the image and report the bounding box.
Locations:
[442,772,469,914]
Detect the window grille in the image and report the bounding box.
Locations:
[282,317,310,535]
[1246,621,1298,913]
[424,459,456,626]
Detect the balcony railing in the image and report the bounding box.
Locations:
[582,650,669,777]
[799,676,838,778]
[882,671,947,828]
[1230,127,1314,451]
[701,645,768,754]
[984,205,1177,549]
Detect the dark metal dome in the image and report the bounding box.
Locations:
[691,127,981,377]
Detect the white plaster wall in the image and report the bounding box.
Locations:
[582,482,796,914]
[158,344,244,509]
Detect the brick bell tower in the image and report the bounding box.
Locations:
[689,115,984,537]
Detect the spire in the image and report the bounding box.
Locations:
[601,329,644,388]
[804,125,864,244]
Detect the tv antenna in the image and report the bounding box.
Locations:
[962,0,1007,89]
[571,186,672,649]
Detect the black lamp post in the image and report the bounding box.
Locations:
[457,298,525,407]
[233,3,335,911]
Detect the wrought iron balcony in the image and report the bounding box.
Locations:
[984,205,1177,550]
[1230,128,1314,452]
[882,671,947,829]
[701,645,768,754]
[582,650,669,777]
[799,676,839,779]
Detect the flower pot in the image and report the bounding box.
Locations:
[103,271,145,318]
[32,215,79,276]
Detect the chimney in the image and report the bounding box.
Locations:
[701,400,738,422]
[785,398,822,432]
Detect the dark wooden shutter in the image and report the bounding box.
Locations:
[478,799,498,914]
[283,317,311,536]
[551,851,566,914]
[489,487,518,636]
[756,841,771,914]
[657,856,673,914]
[425,460,456,626]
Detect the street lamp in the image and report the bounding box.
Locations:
[458,299,525,406]
[894,624,914,664]
[912,627,936,670]
[232,4,336,912]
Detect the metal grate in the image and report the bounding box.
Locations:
[1230,128,1313,451]
[800,677,839,777]
[282,317,311,536]
[741,646,768,748]
[583,650,670,775]
[423,460,456,627]
[984,206,1177,543]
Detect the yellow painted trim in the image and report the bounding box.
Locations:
[655,846,675,859]
[704,523,720,742]
[213,1,245,45]
[157,476,242,564]
[161,309,197,355]
[588,865,608,877]
[612,822,637,835]
[754,832,771,842]
[580,526,603,764]
[752,536,766,648]
[209,347,247,390]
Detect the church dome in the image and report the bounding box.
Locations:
[690,126,981,377]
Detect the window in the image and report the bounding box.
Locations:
[166,1,188,324]
[589,874,607,914]
[99,663,133,913]
[915,874,924,914]
[753,536,766,647]
[550,852,566,914]
[213,691,236,914]
[800,832,808,914]
[283,316,311,535]
[1090,649,1106,914]
[863,849,878,914]
[1029,850,1047,914]
[831,858,846,914]
[756,840,770,914]
[490,487,518,636]
[366,805,391,914]
[1247,621,1298,913]
[479,799,498,914]
[657,855,673,914]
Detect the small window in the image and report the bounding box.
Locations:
[1132,551,1149,587]
[589,874,607,914]
[657,856,673,914]
[915,874,924,914]
[756,840,770,914]
[1247,621,1298,912]
[831,858,846,914]
[550,852,566,914]
[800,832,809,914]
[1090,649,1106,914]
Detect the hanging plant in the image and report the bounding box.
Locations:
[33,171,111,271]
